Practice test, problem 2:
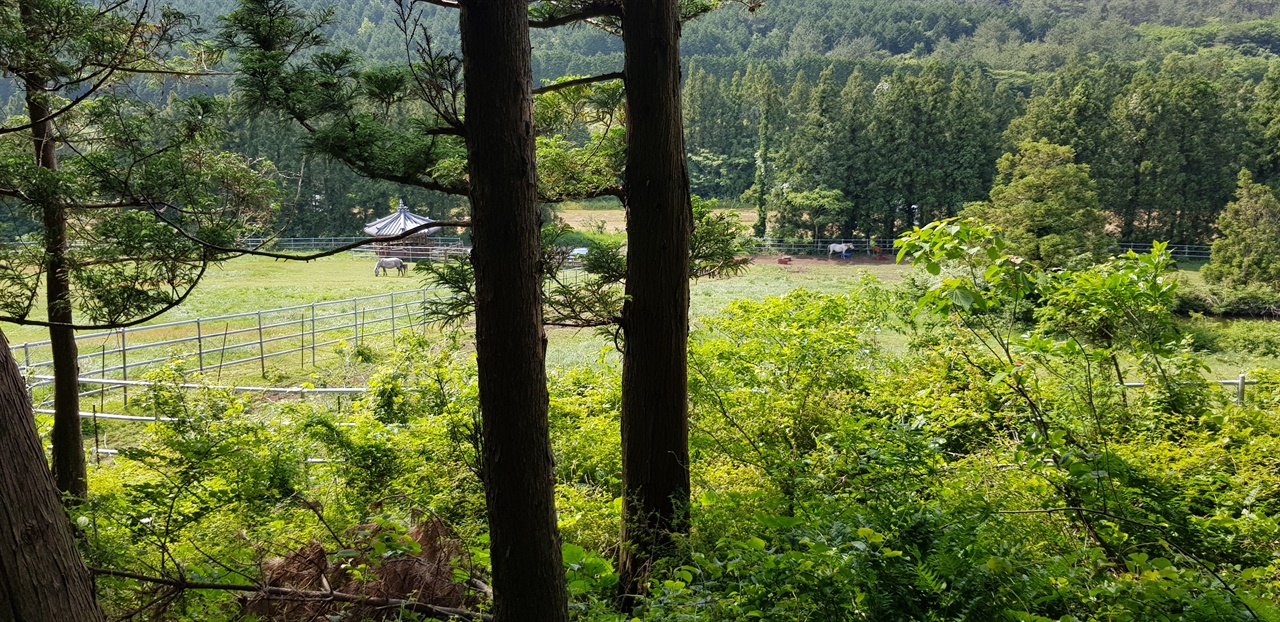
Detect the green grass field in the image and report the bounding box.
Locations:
[8,250,1277,405]
[3,254,426,346]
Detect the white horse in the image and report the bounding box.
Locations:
[827,243,853,257]
[374,257,407,276]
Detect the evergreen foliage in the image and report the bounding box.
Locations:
[1203,169,1280,288]
[961,141,1111,269]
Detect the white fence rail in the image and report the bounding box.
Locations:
[1121,374,1261,406]
[15,287,446,403]
[7,235,1217,260]
[241,236,1214,261]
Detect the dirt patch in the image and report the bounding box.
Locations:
[555,207,757,234]
[757,255,896,270]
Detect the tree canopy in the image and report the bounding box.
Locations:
[1203,168,1280,288]
[961,140,1111,269]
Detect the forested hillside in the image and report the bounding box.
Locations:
[5,0,1280,240]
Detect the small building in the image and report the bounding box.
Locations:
[363,200,443,261]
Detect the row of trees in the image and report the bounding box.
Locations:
[685,61,1016,239]
[685,53,1280,244]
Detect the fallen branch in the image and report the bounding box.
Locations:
[90,567,493,621]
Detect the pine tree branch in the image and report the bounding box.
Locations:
[0,262,208,330]
[529,3,621,28]
[146,205,471,261]
[533,72,624,95]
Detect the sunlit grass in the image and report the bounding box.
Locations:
[3,254,426,346]
[7,248,1275,396]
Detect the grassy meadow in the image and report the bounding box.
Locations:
[8,243,1278,408]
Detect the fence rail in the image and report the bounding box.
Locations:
[15,287,446,403]
[756,238,1214,260]
[5,235,1219,260]
[241,236,1213,260]
[242,236,468,253]
[1122,374,1261,406]
[1116,242,1212,260]
[4,232,1220,402]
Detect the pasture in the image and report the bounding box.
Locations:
[8,249,1278,389]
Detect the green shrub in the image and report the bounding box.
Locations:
[1176,278,1280,317]
[1208,319,1280,357]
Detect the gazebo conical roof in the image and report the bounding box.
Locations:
[363,200,441,237]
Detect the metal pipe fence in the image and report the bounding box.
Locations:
[13,264,585,403]
[242,236,468,252]
[228,236,1215,261]
[756,238,1214,260]
[1114,242,1212,260]
[14,287,448,402]
[1121,374,1262,407]
[6,235,1220,259]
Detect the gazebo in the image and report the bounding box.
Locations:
[363,200,442,260]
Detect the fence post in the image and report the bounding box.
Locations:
[22,342,29,370]
[300,314,306,369]
[353,300,360,346]
[257,310,266,378]
[310,303,317,367]
[1238,373,1247,407]
[99,345,106,413]
[196,319,205,373]
[120,329,128,405]
[391,292,397,348]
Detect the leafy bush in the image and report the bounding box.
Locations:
[1198,319,1280,357]
[1175,278,1280,317]
[81,226,1280,621]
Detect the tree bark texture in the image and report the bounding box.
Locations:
[457,2,569,621]
[618,0,693,598]
[0,327,105,621]
[20,0,87,500]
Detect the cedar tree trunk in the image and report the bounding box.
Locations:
[21,0,87,500]
[618,0,693,599]
[457,2,569,621]
[25,87,86,501]
[0,327,105,621]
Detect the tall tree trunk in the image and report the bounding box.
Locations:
[0,327,105,621]
[24,84,86,500]
[457,3,569,621]
[618,0,693,600]
[753,115,769,238]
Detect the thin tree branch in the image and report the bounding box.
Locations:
[0,262,208,330]
[147,206,470,261]
[529,3,621,28]
[89,567,492,621]
[533,72,624,95]
[0,69,118,136]
[99,66,237,77]
[419,125,467,137]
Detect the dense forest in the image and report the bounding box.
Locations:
[7,0,1280,241]
[8,0,1280,620]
